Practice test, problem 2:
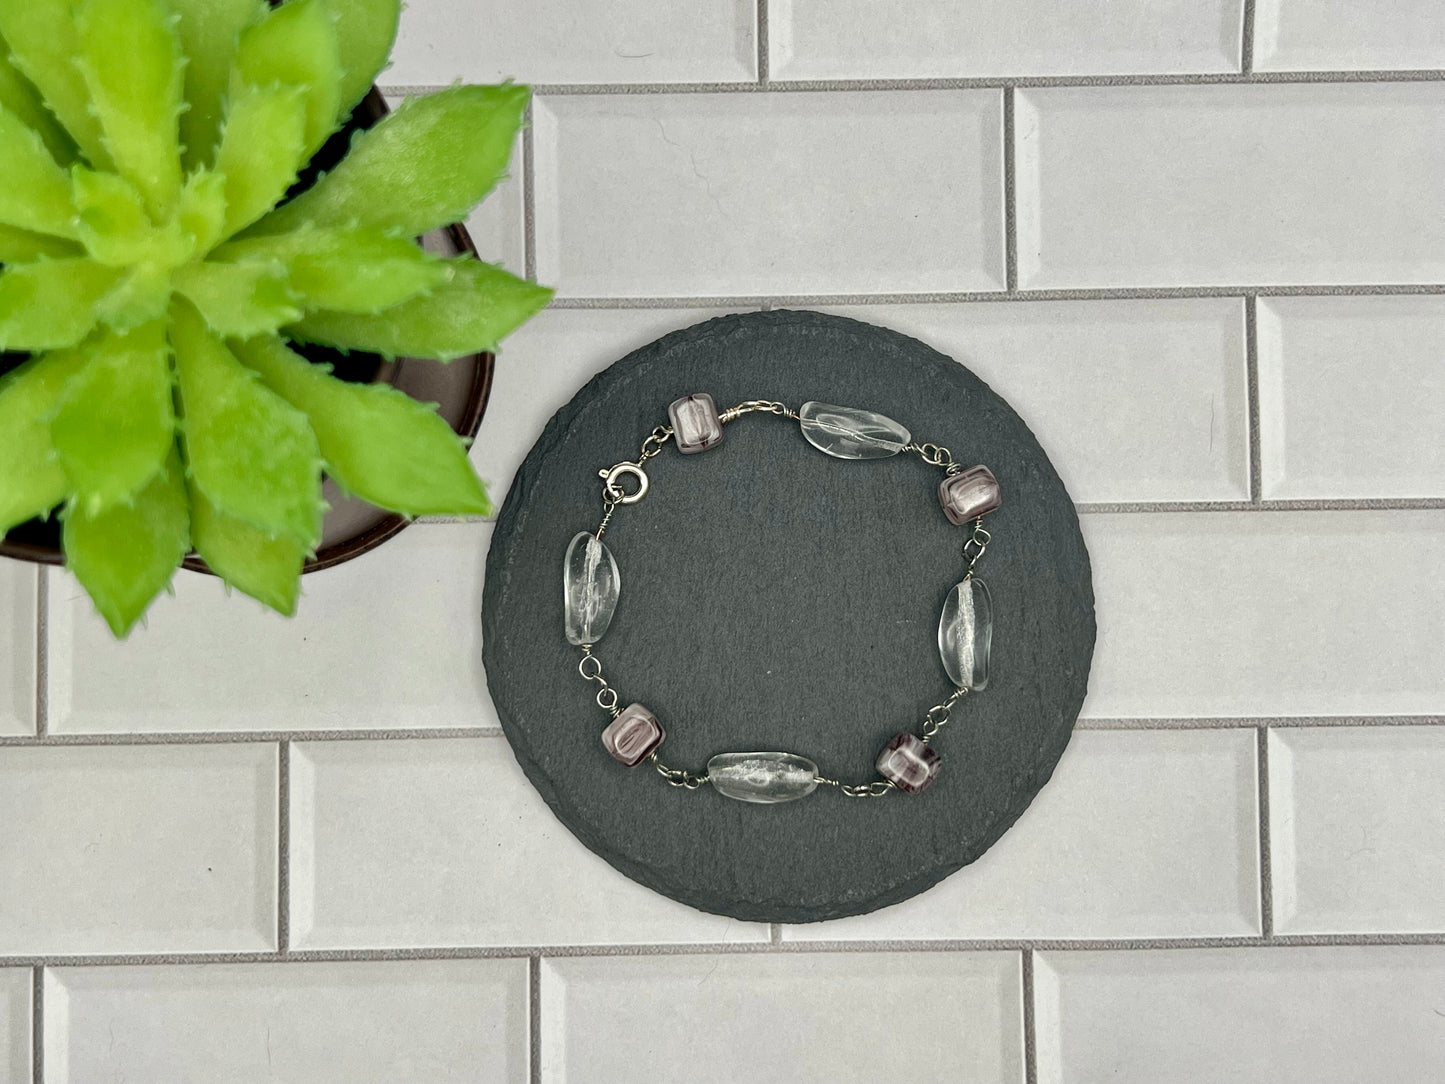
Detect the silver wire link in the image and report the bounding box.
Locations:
[594,502,618,541]
[921,686,969,742]
[962,518,991,579]
[816,774,897,798]
[649,750,709,789]
[577,648,623,717]
[907,441,965,476]
[718,400,798,422]
[638,425,673,464]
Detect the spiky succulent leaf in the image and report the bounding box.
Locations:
[170,0,267,170]
[188,481,305,615]
[0,105,78,239]
[49,323,174,513]
[0,259,122,351]
[0,39,76,164]
[333,0,400,122]
[173,260,301,338]
[250,84,529,239]
[95,264,173,331]
[233,334,491,516]
[0,346,91,532]
[74,0,184,219]
[216,227,450,314]
[0,0,111,168]
[232,0,341,156]
[287,258,553,361]
[0,224,82,264]
[176,168,228,256]
[72,168,191,268]
[213,83,309,238]
[170,300,322,546]
[63,450,189,637]
[72,168,151,263]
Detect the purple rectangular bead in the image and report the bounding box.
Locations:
[602,703,665,766]
[876,733,942,794]
[939,465,1001,525]
[668,393,724,454]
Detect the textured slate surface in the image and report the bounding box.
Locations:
[482,310,1096,923]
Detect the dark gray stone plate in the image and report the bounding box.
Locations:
[482,309,1095,923]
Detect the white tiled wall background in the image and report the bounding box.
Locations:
[4,2,1445,1081]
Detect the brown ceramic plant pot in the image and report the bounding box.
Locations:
[0,88,495,575]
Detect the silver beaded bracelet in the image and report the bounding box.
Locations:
[563,395,1000,803]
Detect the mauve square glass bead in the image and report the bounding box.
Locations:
[602,703,665,766]
[876,733,942,794]
[668,393,724,454]
[939,465,1001,525]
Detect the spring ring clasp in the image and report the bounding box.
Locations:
[599,461,650,505]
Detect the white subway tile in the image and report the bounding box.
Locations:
[45,960,527,1084]
[1082,511,1445,718]
[48,523,491,733]
[0,565,35,736]
[786,729,1259,941]
[0,745,275,955]
[0,970,27,1084]
[541,952,1023,1084]
[475,308,752,503]
[1257,296,1445,499]
[1271,726,1445,933]
[1016,84,1445,288]
[771,0,1240,80]
[820,300,1248,503]
[1255,0,1445,71]
[534,92,1004,298]
[464,154,526,276]
[388,0,755,86]
[290,736,764,948]
[1036,946,1445,1084]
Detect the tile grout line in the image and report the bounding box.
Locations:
[277,740,290,955]
[755,0,769,84]
[522,96,537,283]
[1077,497,1445,512]
[529,956,542,1084]
[382,68,1445,97]
[7,931,1445,969]
[542,283,1445,308]
[1021,949,1038,1084]
[1075,714,1445,730]
[1257,725,1275,938]
[1245,294,1263,502]
[0,727,509,747]
[31,965,42,1084]
[1003,86,1017,292]
[1241,0,1258,74]
[0,713,1440,750]
[33,570,46,738]
[0,713,1439,745]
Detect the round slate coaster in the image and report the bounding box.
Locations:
[482,310,1095,923]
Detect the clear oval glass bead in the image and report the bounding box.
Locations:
[938,577,992,689]
[563,532,620,646]
[706,751,819,803]
[798,401,911,459]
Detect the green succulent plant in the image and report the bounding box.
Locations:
[0,0,551,636]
